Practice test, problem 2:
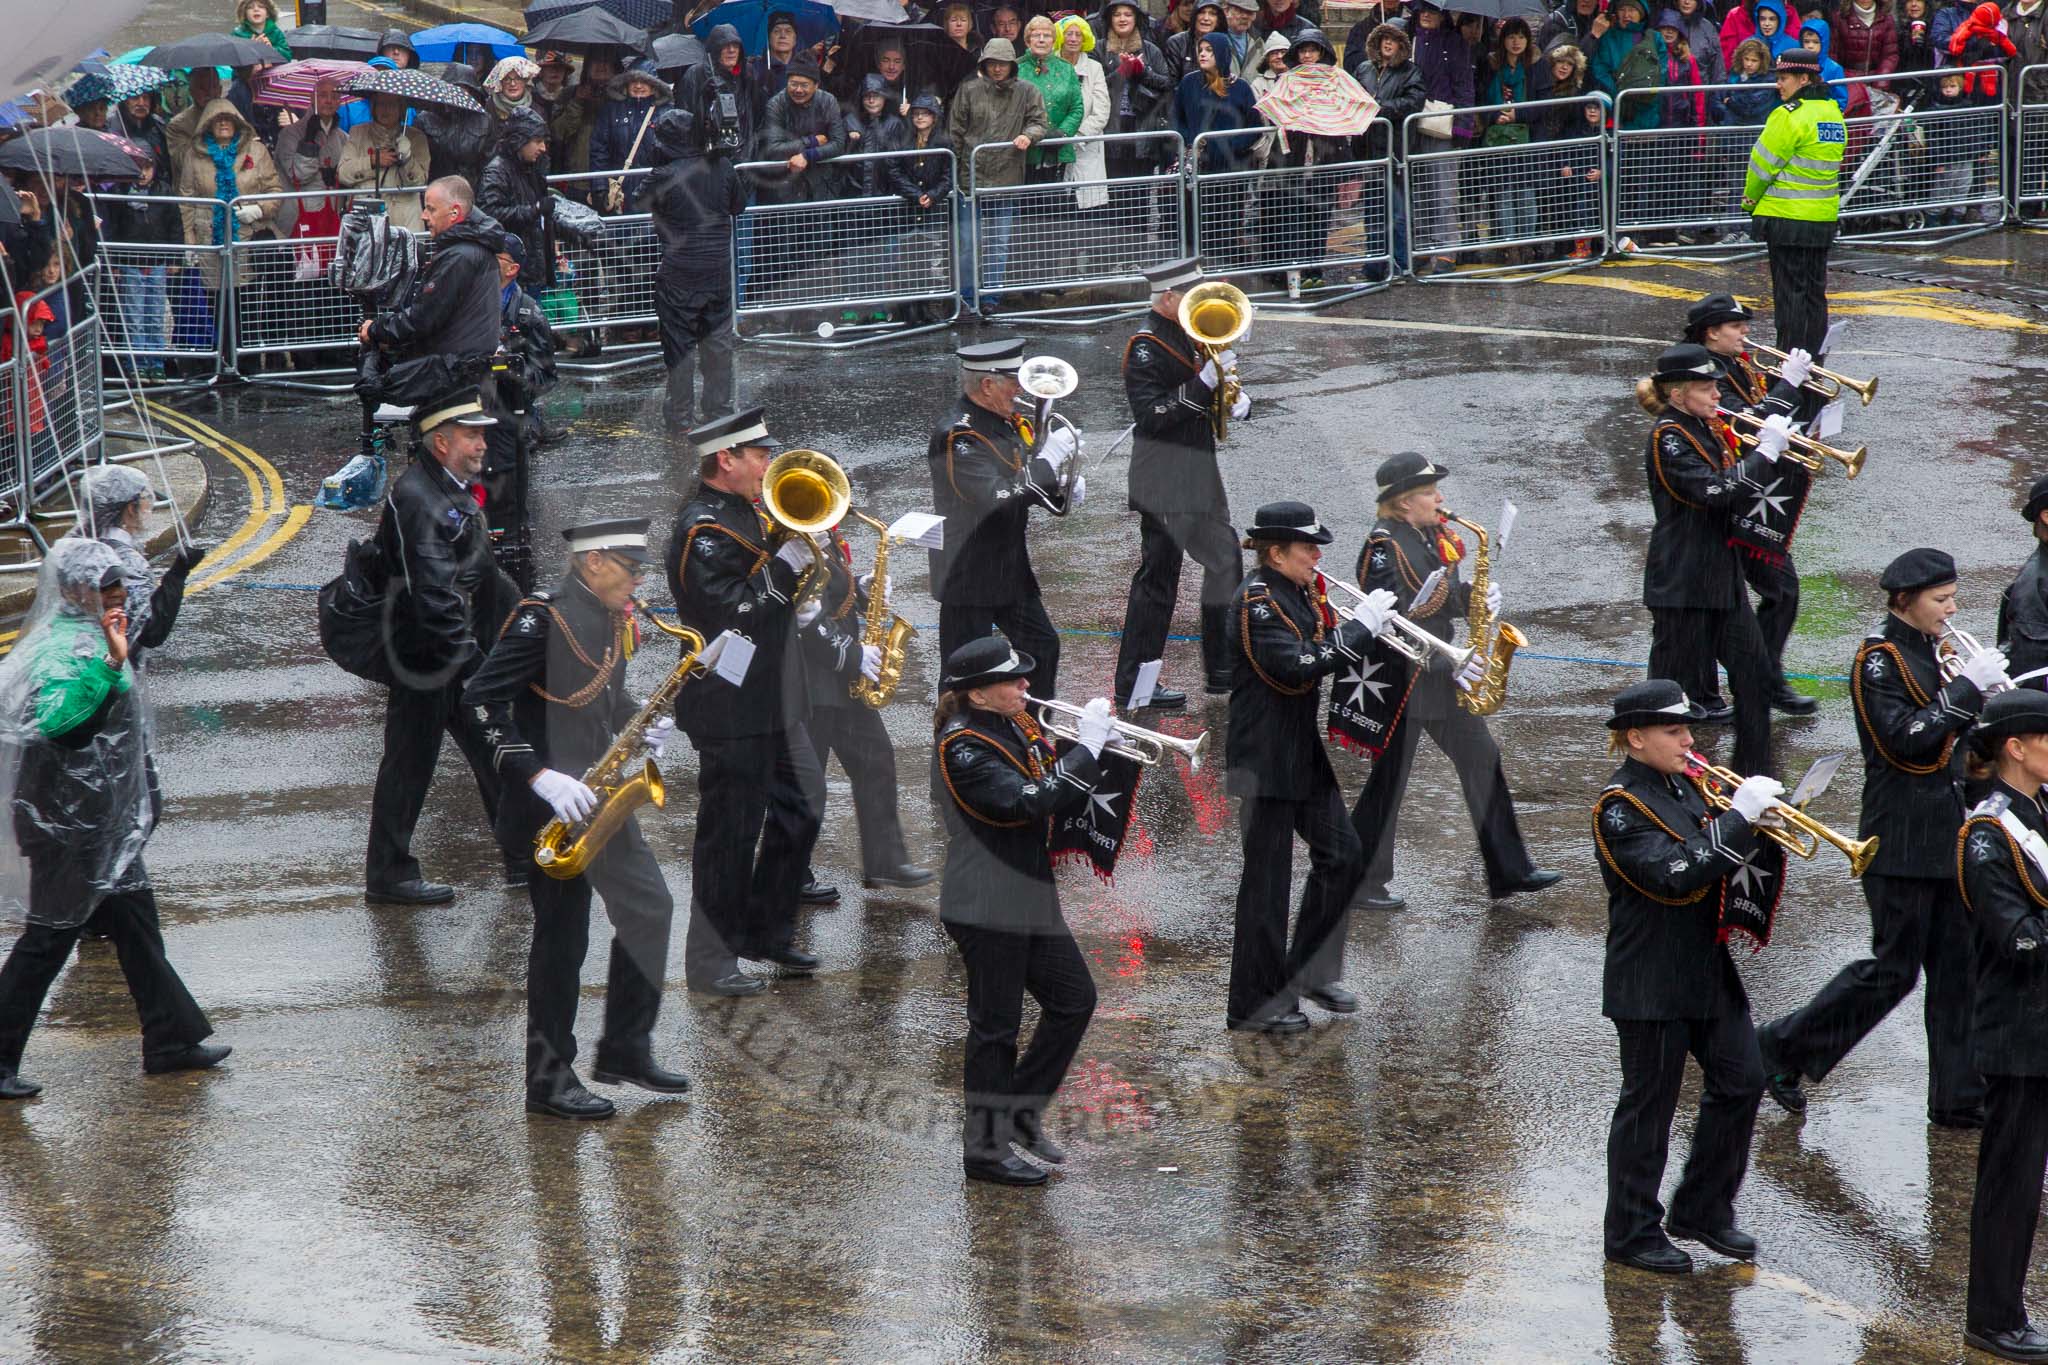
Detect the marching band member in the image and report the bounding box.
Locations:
[933,635,1110,1186]
[1759,549,1998,1126]
[1998,474,2048,688]
[1111,256,1247,710]
[927,339,1078,701]
[1348,454,1558,912]
[1683,293,1818,721]
[667,408,824,997]
[1956,689,2048,1364]
[1637,344,1786,781]
[797,523,934,892]
[1227,502,1386,1033]
[463,519,689,1121]
[1595,679,1778,1276]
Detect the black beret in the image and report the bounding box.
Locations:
[1607,678,1709,730]
[943,634,1036,691]
[1878,547,1956,594]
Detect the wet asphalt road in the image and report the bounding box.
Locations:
[4,232,2048,1360]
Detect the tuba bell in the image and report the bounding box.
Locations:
[760,449,850,608]
[1177,281,1252,441]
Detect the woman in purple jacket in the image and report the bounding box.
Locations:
[1409,0,1475,273]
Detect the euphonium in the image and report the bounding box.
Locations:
[847,510,915,708]
[761,449,851,608]
[1445,512,1526,717]
[1177,281,1252,441]
[532,604,707,880]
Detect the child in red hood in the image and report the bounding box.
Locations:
[1949,2,2016,99]
[2,293,55,439]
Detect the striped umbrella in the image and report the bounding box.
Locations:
[63,64,171,107]
[254,59,370,109]
[344,65,486,115]
[1252,64,1381,138]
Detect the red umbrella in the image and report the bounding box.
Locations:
[254,58,369,109]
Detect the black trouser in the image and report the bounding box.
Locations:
[0,887,210,1074]
[1970,1073,2048,1333]
[1697,555,1801,701]
[938,596,1060,701]
[807,702,910,878]
[1231,781,1363,1022]
[1605,984,1763,1256]
[654,283,736,426]
[526,814,674,1095]
[1113,507,1242,702]
[942,917,1097,1163]
[366,678,501,888]
[1763,232,1830,357]
[684,726,823,983]
[1349,679,1535,898]
[1765,872,1984,1119]
[1648,602,1775,778]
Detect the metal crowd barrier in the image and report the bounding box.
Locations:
[0,348,29,565]
[967,130,1184,319]
[1610,82,1764,251]
[1403,94,1612,281]
[541,169,662,374]
[732,148,960,348]
[1189,126,1394,307]
[82,192,234,385]
[2016,65,2048,225]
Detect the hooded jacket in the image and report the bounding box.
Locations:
[948,42,1053,187]
[1722,0,1802,70]
[1100,25,1174,138]
[413,64,494,190]
[844,74,911,194]
[477,108,556,289]
[173,98,282,288]
[1952,2,2018,97]
[1591,3,1670,129]
[338,107,432,231]
[1410,5,1477,137]
[1671,0,1726,82]
[1796,16,1855,105]
[1355,22,1424,158]
[1172,31,1260,168]
[367,210,507,361]
[589,64,674,209]
[674,23,757,159]
[2013,0,2048,102]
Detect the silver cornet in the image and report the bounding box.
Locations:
[1939,624,2013,694]
[1030,698,1209,769]
[1321,578,1477,671]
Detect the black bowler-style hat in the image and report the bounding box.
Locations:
[1374,451,1447,502]
[1684,292,1752,339]
[2023,474,2048,524]
[1879,546,1956,594]
[1652,342,1719,384]
[564,517,652,564]
[689,406,779,459]
[1971,688,2048,755]
[943,634,1036,691]
[1607,678,1710,730]
[1244,500,1333,544]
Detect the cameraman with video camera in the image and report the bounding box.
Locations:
[643,107,745,428]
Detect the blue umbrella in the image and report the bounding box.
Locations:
[409,22,526,63]
[691,0,838,53]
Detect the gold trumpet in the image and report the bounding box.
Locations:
[1716,407,1867,480]
[1685,750,1878,877]
[1321,576,1477,672]
[1748,341,1879,406]
[1029,698,1209,769]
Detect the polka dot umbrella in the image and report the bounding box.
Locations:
[343,65,486,115]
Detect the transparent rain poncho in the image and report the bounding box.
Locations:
[0,539,155,929]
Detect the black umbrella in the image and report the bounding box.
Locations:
[0,126,149,180]
[651,32,705,75]
[137,32,287,70]
[525,0,674,29]
[523,9,650,54]
[283,24,383,60]
[343,66,487,115]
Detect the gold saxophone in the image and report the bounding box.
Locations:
[1445,512,1527,718]
[532,602,706,880]
[846,511,915,708]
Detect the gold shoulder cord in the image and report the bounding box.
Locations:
[1591,789,1712,907]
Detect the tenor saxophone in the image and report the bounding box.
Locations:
[846,511,916,708]
[1446,513,1527,718]
[532,602,706,880]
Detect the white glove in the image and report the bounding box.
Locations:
[1778,346,1814,388]
[1453,652,1487,691]
[795,598,822,627]
[1350,587,1398,637]
[1196,358,1221,390]
[1075,697,1115,758]
[860,644,883,682]
[234,202,263,224]
[1752,412,1794,462]
[643,714,676,758]
[1039,424,1079,473]
[1728,774,1786,825]
[1229,390,1251,421]
[775,539,813,574]
[1069,473,1086,508]
[532,768,600,824]
[1484,582,1502,615]
[1214,347,1238,372]
[1961,646,2013,692]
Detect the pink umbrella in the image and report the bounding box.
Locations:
[253,58,368,109]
